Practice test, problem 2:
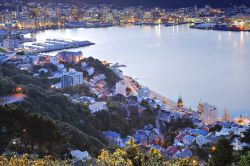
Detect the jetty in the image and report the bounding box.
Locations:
[24,39,94,53]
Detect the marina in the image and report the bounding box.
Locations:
[24,39,94,53]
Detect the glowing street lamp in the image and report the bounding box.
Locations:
[15,86,22,93]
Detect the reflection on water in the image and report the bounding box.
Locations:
[26,25,250,117]
[228,31,232,41]
[240,31,245,46]
[218,34,222,41]
[155,24,161,37]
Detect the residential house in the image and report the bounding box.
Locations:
[186,128,208,136]
[103,131,124,147]
[115,80,126,96]
[133,130,148,145]
[164,146,180,157]
[182,135,195,145]
[174,149,193,159]
[174,133,187,145]
[70,150,91,163]
[206,132,221,144]
[89,101,107,113]
[149,144,162,151]
[17,63,32,71]
[195,135,210,147]
[79,96,95,105]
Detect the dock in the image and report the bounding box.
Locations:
[24,39,95,53]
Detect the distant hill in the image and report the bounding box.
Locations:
[36,0,250,8]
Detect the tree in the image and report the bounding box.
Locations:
[241,128,250,153]
[238,151,250,166]
[210,137,233,166]
[124,138,143,166]
[142,148,164,166]
[241,128,250,144]
[97,149,133,166]
[209,124,222,132]
[97,139,164,166]
[0,78,16,96]
[0,154,70,165]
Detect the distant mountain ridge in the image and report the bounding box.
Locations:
[38,0,250,8]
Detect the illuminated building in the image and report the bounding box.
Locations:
[61,69,83,88]
[201,102,218,125]
[177,95,184,108]
[234,115,250,126]
[57,51,84,64]
[222,108,230,122]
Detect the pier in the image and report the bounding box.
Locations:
[24,39,95,53]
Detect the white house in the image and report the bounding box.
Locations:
[195,135,210,147]
[89,101,107,113]
[70,150,91,162]
[103,130,124,147]
[115,80,126,96]
[183,135,195,145]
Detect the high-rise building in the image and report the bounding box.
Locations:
[222,107,230,122]
[202,102,218,125]
[198,100,205,114]
[61,69,83,88]
[177,94,184,109]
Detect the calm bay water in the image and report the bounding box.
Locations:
[25,25,250,117]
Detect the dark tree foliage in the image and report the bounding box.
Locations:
[0,105,67,157]
[210,124,222,132]
[242,128,250,144]
[191,147,209,162]
[210,137,234,166]
[0,77,16,96]
[241,128,250,153]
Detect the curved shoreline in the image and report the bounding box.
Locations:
[124,76,177,109]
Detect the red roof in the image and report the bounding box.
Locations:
[166,146,179,155]
[174,133,187,141]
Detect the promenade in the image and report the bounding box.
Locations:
[124,76,177,109]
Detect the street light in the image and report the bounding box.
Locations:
[192,160,196,164]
